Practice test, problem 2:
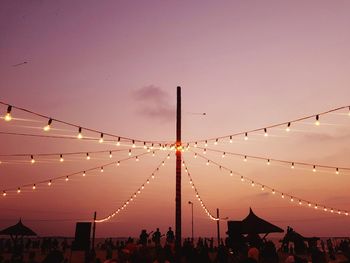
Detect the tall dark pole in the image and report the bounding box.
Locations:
[188,201,194,242]
[91,211,96,251]
[216,208,220,246]
[175,86,182,250]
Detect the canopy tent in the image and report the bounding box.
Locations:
[0,219,37,241]
[239,208,284,234]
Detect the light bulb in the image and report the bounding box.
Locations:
[31,155,35,164]
[117,161,120,166]
[206,160,209,166]
[336,168,339,175]
[315,115,320,126]
[240,176,244,182]
[65,176,69,182]
[251,181,254,187]
[136,156,139,162]
[272,189,275,194]
[128,149,132,156]
[281,193,284,198]
[312,165,316,172]
[203,149,207,154]
[60,154,64,162]
[86,153,90,160]
[83,171,86,176]
[299,200,302,205]
[132,140,136,148]
[290,197,294,202]
[116,137,121,146]
[264,128,268,137]
[2,191,6,196]
[267,159,270,165]
[222,152,226,158]
[44,119,52,131]
[204,140,208,147]
[244,156,247,162]
[214,139,218,145]
[77,127,83,139]
[109,151,112,158]
[286,122,291,132]
[261,185,264,191]
[100,167,104,173]
[48,180,52,186]
[291,162,295,169]
[230,171,233,176]
[4,106,12,122]
[17,188,21,193]
[244,133,248,141]
[99,133,104,143]
[32,184,36,190]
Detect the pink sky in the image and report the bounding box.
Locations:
[0,1,350,239]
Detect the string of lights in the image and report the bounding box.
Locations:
[185,105,350,145]
[1,150,160,197]
[189,150,349,216]
[182,159,219,221]
[196,147,349,175]
[95,153,171,223]
[0,148,152,164]
[0,101,171,145]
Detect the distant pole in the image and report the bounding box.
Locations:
[175,86,182,250]
[216,208,220,246]
[188,201,194,241]
[91,211,96,251]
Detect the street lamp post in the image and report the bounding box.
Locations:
[188,201,194,242]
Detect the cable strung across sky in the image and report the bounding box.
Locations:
[196,147,350,175]
[184,105,350,145]
[95,153,170,223]
[0,101,172,145]
[189,150,349,217]
[1,150,161,197]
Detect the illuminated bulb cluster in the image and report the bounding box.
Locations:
[192,152,349,217]
[193,148,347,176]
[1,151,156,198]
[183,162,219,221]
[95,156,169,223]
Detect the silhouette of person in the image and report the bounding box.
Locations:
[139,230,149,246]
[166,227,175,244]
[152,228,162,246]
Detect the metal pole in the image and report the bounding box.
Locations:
[92,211,96,251]
[217,208,220,246]
[188,201,194,242]
[175,86,182,250]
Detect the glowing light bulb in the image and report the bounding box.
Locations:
[204,140,208,147]
[336,168,339,175]
[230,171,233,176]
[48,180,52,186]
[109,151,112,158]
[314,205,318,209]
[17,188,21,193]
[281,193,284,198]
[324,207,327,212]
[83,171,86,176]
[99,133,104,143]
[151,174,155,179]
[77,127,83,139]
[86,153,90,160]
[203,149,207,154]
[117,161,120,166]
[244,156,247,162]
[206,160,209,166]
[136,156,139,162]
[290,197,294,202]
[261,185,265,191]
[100,167,104,173]
[44,118,52,131]
[132,140,136,148]
[162,161,165,166]
[272,189,275,194]
[2,191,6,196]
[291,162,295,169]
[315,115,320,126]
[267,159,270,165]
[286,122,291,132]
[264,128,268,137]
[116,137,121,146]
[60,154,64,162]
[312,165,316,172]
[244,133,248,141]
[167,154,170,159]
[194,142,198,148]
[146,179,150,184]
[32,184,36,190]
[240,176,244,182]
[31,155,35,164]
[222,152,226,158]
[152,151,155,157]
[4,106,12,122]
[308,203,311,207]
[128,149,132,156]
[143,142,147,149]
[299,200,302,205]
[214,139,218,145]
[65,176,69,182]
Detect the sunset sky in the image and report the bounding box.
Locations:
[1,1,350,239]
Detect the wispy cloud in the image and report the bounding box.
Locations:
[133,85,175,122]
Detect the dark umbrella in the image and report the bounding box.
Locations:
[0,219,37,237]
[240,208,284,234]
[0,219,37,255]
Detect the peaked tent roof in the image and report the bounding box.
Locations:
[239,208,284,234]
[0,219,37,237]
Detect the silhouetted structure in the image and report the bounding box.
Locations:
[281,226,319,254]
[227,208,283,249]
